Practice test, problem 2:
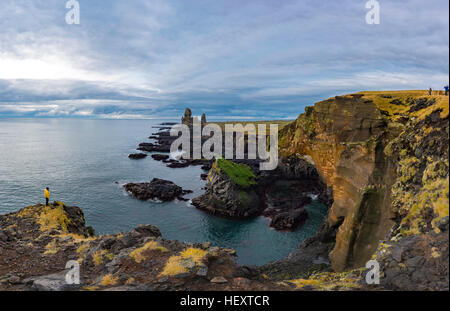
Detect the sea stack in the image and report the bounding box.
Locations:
[181,108,193,127]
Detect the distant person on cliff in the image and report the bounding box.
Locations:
[44,187,50,206]
[428,87,432,96]
[444,85,449,96]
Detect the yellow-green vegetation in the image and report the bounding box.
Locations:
[125,277,135,285]
[386,100,449,237]
[159,247,208,277]
[287,279,321,288]
[431,247,441,258]
[372,242,392,260]
[180,247,207,264]
[76,243,90,254]
[93,249,113,266]
[100,274,119,286]
[159,255,189,276]
[286,269,364,290]
[392,155,449,236]
[215,158,257,188]
[400,176,449,235]
[16,202,72,232]
[37,202,71,232]
[43,239,59,255]
[356,90,449,121]
[82,286,99,291]
[129,241,168,263]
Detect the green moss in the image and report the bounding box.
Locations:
[216,158,257,188]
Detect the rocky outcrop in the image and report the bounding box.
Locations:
[181,108,194,126]
[201,113,207,126]
[370,228,449,290]
[192,159,262,218]
[1,203,289,291]
[193,156,329,230]
[128,153,147,160]
[151,154,169,161]
[137,142,171,153]
[265,207,308,231]
[124,178,193,201]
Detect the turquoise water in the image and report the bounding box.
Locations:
[0,118,327,265]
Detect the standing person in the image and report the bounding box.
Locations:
[44,187,50,206]
[444,85,449,96]
[428,87,432,96]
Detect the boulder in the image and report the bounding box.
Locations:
[210,276,228,284]
[151,154,169,161]
[124,178,192,201]
[32,271,79,291]
[268,208,308,231]
[128,153,147,160]
[133,224,161,238]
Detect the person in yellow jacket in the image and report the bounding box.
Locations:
[44,187,50,206]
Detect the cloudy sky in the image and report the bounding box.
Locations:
[0,0,448,120]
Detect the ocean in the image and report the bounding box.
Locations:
[0,118,327,265]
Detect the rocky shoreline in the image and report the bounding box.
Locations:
[0,202,287,291]
[129,109,330,231]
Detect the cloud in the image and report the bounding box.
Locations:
[0,0,448,119]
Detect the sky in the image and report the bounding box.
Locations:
[0,0,448,120]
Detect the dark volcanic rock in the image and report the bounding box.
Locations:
[133,224,161,237]
[268,208,308,231]
[192,161,262,218]
[371,232,449,291]
[128,153,147,160]
[193,155,328,230]
[408,98,435,113]
[124,178,192,201]
[151,154,170,161]
[166,159,212,169]
[137,142,170,153]
[263,194,312,231]
[166,161,190,168]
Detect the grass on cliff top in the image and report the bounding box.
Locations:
[17,201,71,232]
[216,158,257,188]
[356,90,449,121]
[159,247,208,277]
[129,240,168,263]
[284,269,364,290]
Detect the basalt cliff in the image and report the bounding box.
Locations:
[262,91,448,290]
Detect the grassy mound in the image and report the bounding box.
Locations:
[216,158,257,188]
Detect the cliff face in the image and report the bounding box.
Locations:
[279,91,449,272]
